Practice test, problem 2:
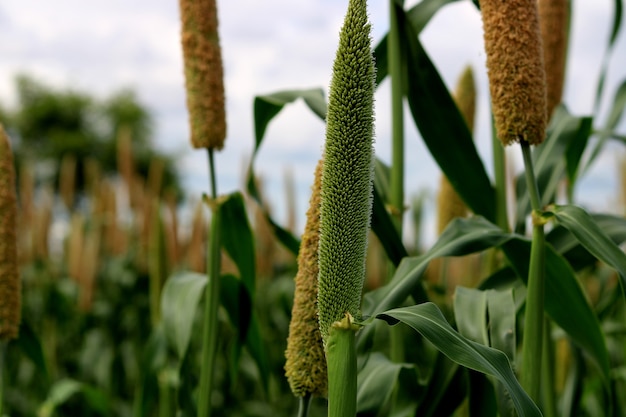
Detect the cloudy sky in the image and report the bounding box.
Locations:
[1,0,625,243]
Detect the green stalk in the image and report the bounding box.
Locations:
[198,149,221,417]
[541,318,557,417]
[388,0,406,366]
[520,140,545,402]
[388,0,404,233]
[326,315,358,417]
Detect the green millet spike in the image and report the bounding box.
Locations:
[317,0,375,345]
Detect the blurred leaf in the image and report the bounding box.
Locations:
[220,273,252,386]
[17,320,49,382]
[244,314,270,393]
[403,14,496,222]
[487,289,517,417]
[161,271,207,360]
[592,0,624,113]
[356,353,417,415]
[414,356,467,417]
[564,116,593,188]
[218,192,256,299]
[377,303,542,417]
[372,184,408,267]
[249,88,326,255]
[38,379,110,417]
[587,79,626,173]
[545,204,626,292]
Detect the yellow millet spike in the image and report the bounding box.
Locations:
[437,66,476,234]
[179,0,227,150]
[538,0,568,118]
[437,176,468,235]
[317,0,375,344]
[481,0,547,146]
[0,125,20,341]
[285,159,327,398]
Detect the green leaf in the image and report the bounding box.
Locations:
[218,191,256,299]
[592,0,624,113]
[372,184,408,266]
[377,303,542,417]
[356,353,418,414]
[414,356,467,417]
[38,379,110,417]
[546,204,626,291]
[453,287,489,345]
[500,238,611,381]
[161,271,207,360]
[243,314,270,391]
[587,79,626,172]
[402,15,496,222]
[374,0,460,85]
[359,215,610,387]
[249,88,326,255]
[362,216,511,318]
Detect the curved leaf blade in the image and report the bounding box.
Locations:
[377,303,542,417]
[403,15,496,222]
[547,204,626,291]
[250,88,326,255]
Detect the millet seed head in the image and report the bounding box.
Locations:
[285,158,327,398]
[179,0,227,150]
[481,0,548,146]
[317,0,375,345]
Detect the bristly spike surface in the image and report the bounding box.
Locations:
[317,0,375,345]
[481,0,548,146]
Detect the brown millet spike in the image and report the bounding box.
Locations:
[179,0,227,150]
[538,0,568,118]
[481,0,547,145]
[285,158,327,398]
[0,125,20,341]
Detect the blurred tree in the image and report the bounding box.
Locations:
[2,74,181,199]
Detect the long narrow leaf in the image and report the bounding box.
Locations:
[377,303,542,417]
[403,14,496,222]
[546,204,626,291]
[374,0,460,85]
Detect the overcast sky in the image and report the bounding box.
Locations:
[1,0,625,243]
